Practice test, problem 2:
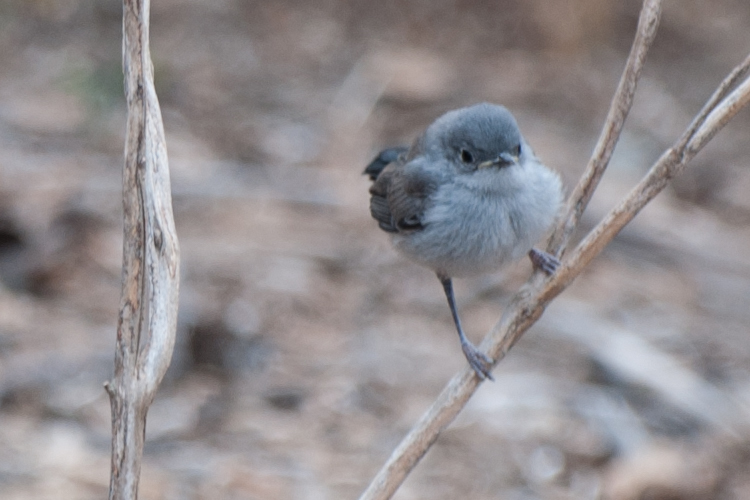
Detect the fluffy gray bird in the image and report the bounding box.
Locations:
[365,103,563,380]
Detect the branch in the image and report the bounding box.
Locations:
[548,0,662,255]
[544,64,750,305]
[358,1,750,498]
[104,1,180,499]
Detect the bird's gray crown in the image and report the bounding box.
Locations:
[420,103,523,165]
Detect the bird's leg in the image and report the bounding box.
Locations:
[528,247,560,276]
[438,274,494,381]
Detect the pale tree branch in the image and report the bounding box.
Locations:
[548,0,662,255]
[104,0,180,499]
[679,52,750,153]
[357,0,750,498]
[539,68,750,306]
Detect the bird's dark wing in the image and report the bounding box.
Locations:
[363,146,408,181]
[368,160,436,233]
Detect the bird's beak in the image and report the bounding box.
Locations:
[477,152,519,169]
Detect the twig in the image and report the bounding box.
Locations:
[104,1,180,499]
[357,1,750,499]
[678,52,750,152]
[548,0,662,255]
[545,67,750,303]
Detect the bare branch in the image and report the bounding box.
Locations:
[683,70,750,158]
[548,0,662,255]
[357,1,750,499]
[678,52,750,152]
[105,0,180,499]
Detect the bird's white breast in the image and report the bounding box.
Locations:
[393,159,561,277]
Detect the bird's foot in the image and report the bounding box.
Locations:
[461,340,495,381]
[528,247,560,276]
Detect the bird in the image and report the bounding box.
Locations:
[364,103,563,380]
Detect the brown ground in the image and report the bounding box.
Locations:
[2,1,750,499]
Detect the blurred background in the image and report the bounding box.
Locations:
[1,1,750,498]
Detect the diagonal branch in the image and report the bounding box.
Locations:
[548,0,662,255]
[357,1,750,499]
[104,1,180,499]
[544,69,750,304]
[678,52,750,153]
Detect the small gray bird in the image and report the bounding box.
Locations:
[365,103,563,380]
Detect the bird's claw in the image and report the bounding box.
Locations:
[461,341,495,381]
[528,247,560,276]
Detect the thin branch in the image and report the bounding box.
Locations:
[105,0,180,499]
[535,67,750,310]
[678,52,750,152]
[683,70,750,158]
[548,0,662,255]
[358,3,750,500]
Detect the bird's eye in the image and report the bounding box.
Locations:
[460,149,474,163]
[512,144,522,157]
